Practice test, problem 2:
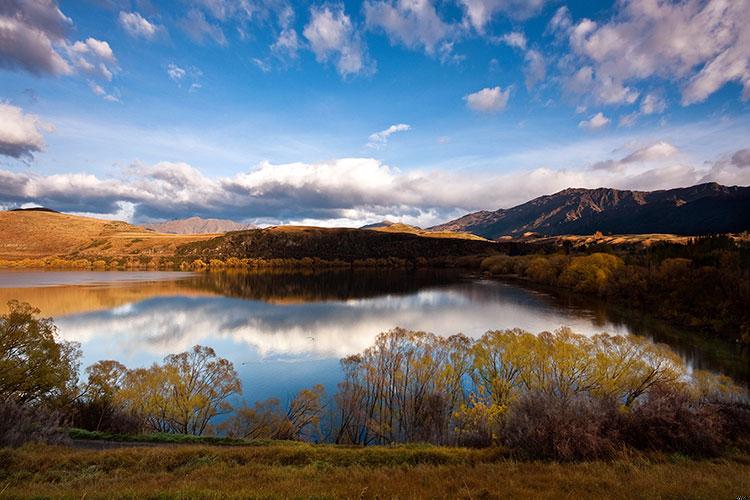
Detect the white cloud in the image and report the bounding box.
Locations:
[640,93,666,115]
[621,141,679,163]
[460,0,549,31]
[180,8,227,45]
[303,4,371,77]
[465,86,510,113]
[499,31,526,50]
[367,123,411,148]
[271,28,299,58]
[88,81,119,102]
[578,111,610,130]
[65,37,117,81]
[0,102,54,160]
[523,49,545,90]
[364,0,455,55]
[561,0,750,106]
[118,11,163,40]
[2,146,749,225]
[167,63,186,81]
[252,57,270,73]
[0,0,73,76]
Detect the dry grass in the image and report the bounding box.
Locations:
[0,211,213,260]
[371,223,488,241]
[1,443,748,498]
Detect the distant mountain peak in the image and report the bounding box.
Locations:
[430,183,750,239]
[144,216,255,234]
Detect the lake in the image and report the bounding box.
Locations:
[0,269,747,404]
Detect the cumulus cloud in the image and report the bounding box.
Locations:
[578,111,610,130]
[0,102,53,160]
[460,0,549,31]
[303,4,371,77]
[364,0,455,55]
[465,86,510,113]
[2,148,749,225]
[0,0,73,75]
[367,123,410,148]
[558,0,750,106]
[118,11,164,40]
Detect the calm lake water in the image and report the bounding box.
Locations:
[0,269,747,403]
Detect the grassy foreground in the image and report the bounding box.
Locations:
[1,443,749,499]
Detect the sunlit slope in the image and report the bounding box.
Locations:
[370,222,487,241]
[0,210,214,259]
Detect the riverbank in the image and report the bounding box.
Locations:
[2,443,749,498]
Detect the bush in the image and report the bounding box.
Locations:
[502,391,621,461]
[622,385,727,457]
[0,400,70,448]
[69,399,144,435]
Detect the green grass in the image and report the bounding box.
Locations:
[68,428,258,446]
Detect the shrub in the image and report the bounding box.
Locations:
[622,385,726,456]
[502,391,621,461]
[0,400,70,448]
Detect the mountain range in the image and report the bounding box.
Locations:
[144,216,255,234]
[430,182,750,239]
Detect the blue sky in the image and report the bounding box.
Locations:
[1,0,749,226]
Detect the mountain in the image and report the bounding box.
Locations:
[144,216,255,234]
[360,220,396,229]
[0,210,213,260]
[430,182,750,239]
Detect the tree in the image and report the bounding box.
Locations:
[0,301,80,405]
[163,345,242,435]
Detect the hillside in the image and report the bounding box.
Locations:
[431,182,750,239]
[0,210,213,260]
[144,216,254,234]
[362,221,486,240]
[176,225,498,262]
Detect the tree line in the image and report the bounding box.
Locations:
[1,301,748,459]
[480,235,750,343]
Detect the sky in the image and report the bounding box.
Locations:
[1,0,749,227]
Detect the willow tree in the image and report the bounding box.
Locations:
[0,301,80,405]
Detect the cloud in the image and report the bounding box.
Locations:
[622,141,679,163]
[303,4,371,77]
[0,102,53,160]
[465,86,510,113]
[167,63,186,81]
[88,81,119,102]
[118,11,164,40]
[559,0,750,106]
[2,147,749,226]
[271,28,299,58]
[498,31,526,50]
[0,0,73,76]
[578,111,610,130]
[364,0,455,55]
[180,8,227,45]
[65,37,117,80]
[731,148,750,168]
[592,141,679,172]
[460,0,549,31]
[640,93,666,115]
[367,123,410,148]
